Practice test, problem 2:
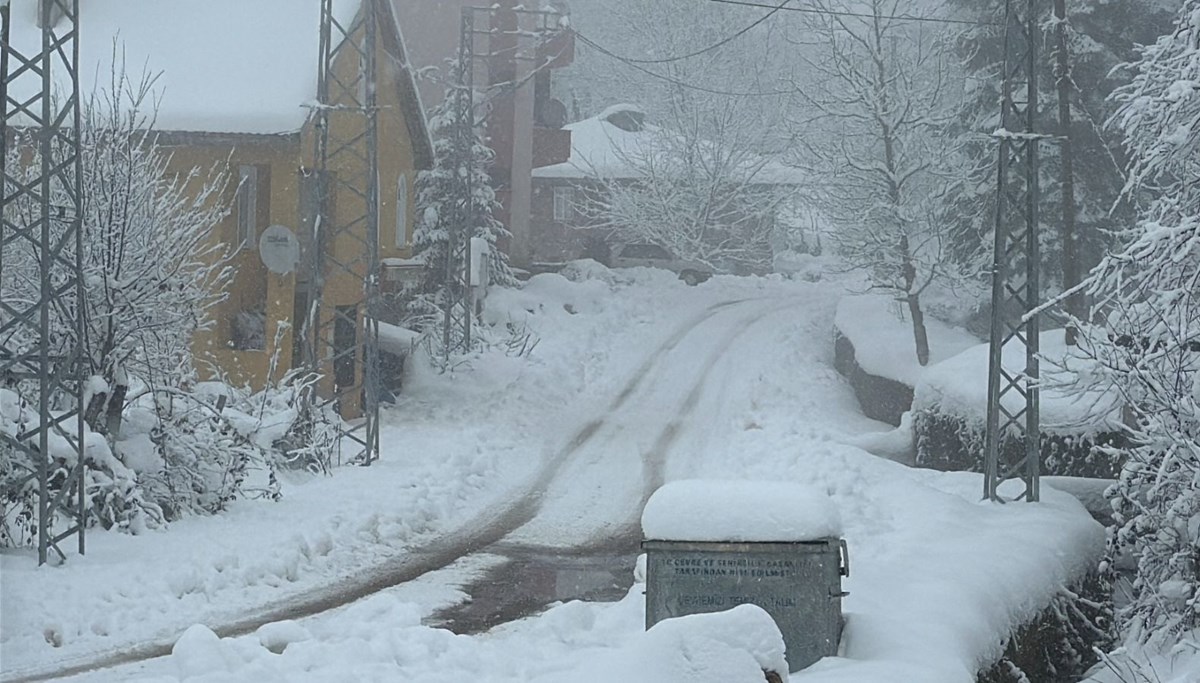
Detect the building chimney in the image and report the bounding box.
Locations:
[36,0,66,29]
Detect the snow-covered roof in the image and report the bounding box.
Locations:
[532,104,805,185]
[6,0,431,149]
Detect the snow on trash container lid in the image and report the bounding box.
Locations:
[641,480,842,542]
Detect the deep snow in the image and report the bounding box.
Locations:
[3,265,1105,682]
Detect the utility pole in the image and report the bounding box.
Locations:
[443,9,477,358]
[305,0,382,464]
[984,0,1045,502]
[0,0,89,563]
[442,4,567,360]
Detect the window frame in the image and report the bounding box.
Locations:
[552,185,575,222]
[396,173,409,248]
[236,165,259,249]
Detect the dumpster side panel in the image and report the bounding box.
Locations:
[644,540,843,672]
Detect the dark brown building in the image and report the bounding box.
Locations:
[391,0,575,269]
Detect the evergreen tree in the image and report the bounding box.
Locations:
[943,0,1178,300]
[411,76,515,329]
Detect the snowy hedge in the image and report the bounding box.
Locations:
[977,572,1113,682]
[913,411,1125,479]
[0,373,341,549]
[913,331,1126,479]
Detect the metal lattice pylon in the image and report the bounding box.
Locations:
[442,9,477,358]
[304,0,381,465]
[442,5,567,359]
[0,0,88,563]
[984,0,1043,502]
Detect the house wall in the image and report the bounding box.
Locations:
[164,136,303,391]
[174,7,423,403]
[529,178,606,264]
[293,6,423,415]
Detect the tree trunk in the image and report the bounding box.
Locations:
[105,382,128,438]
[907,294,931,367]
[899,235,930,366]
[1054,0,1082,345]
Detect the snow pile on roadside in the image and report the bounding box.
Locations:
[642,479,842,542]
[643,295,1107,680]
[833,294,980,386]
[548,604,788,683]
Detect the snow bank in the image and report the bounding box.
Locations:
[377,320,421,355]
[914,330,1125,434]
[642,480,842,542]
[555,604,788,683]
[834,294,980,386]
[1084,636,1200,683]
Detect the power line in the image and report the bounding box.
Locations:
[615,0,793,64]
[575,32,795,98]
[706,0,998,27]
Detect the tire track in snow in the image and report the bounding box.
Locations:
[2,298,756,683]
[504,297,800,552]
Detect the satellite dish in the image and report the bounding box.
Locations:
[258,225,300,275]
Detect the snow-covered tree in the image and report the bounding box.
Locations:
[1075,0,1200,644]
[944,0,1178,313]
[0,67,318,543]
[411,74,515,329]
[582,100,793,275]
[790,0,975,365]
[1,70,233,437]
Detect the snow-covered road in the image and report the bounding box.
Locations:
[2,267,1104,682]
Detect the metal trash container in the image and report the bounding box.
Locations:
[643,538,849,672]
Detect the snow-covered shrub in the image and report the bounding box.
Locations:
[977,573,1113,682]
[912,408,1124,479]
[1,388,163,548]
[0,66,231,439]
[1072,0,1200,646]
[0,65,241,543]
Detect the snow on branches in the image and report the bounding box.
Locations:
[410,78,515,333]
[1079,0,1200,645]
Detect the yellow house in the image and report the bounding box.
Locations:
[43,0,433,393]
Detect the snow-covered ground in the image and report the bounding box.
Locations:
[2,265,1103,682]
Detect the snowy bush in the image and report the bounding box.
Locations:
[978,573,1113,682]
[0,66,344,542]
[912,408,1124,479]
[2,69,231,436]
[1,388,163,548]
[1071,0,1200,646]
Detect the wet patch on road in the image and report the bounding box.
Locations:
[427,543,639,635]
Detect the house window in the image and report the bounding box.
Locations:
[396,174,408,247]
[236,165,259,248]
[553,186,574,222]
